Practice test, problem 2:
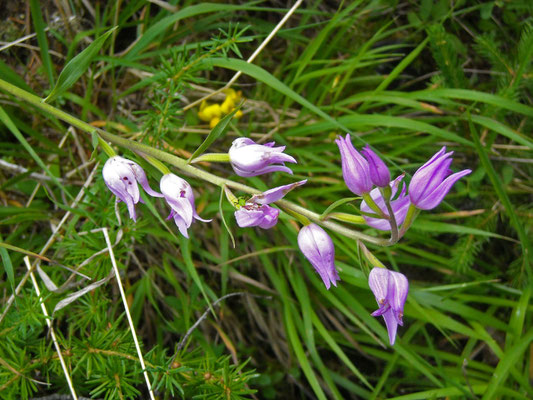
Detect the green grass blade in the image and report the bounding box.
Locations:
[125,3,258,59]
[29,0,54,86]
[469,116,531,278]
[481,328,533,400]
[188,106,240,163]
[0,106,69,198]
[45,27,117,103]
[0,242,15,294]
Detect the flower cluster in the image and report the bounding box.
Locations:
[335,134,471,344]
[102,131,471,347]
[225,137,341,292]
[103,156,209,238]
[337,134,471,227]
[197,89,243,129]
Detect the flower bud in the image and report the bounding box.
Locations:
[160,173,210,238]
[229,138,297,177]
[335,134,372,195]
[409,147,471,210]
[361,145,390,187]
[298,224,340,290]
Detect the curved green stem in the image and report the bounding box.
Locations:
[0,77,391,246]
[362,192,387,218]
[379,187,399,245]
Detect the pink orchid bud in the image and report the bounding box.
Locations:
[335,134,372,195]
[298,224,340,290]
[229,138,297,177]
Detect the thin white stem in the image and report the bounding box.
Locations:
[24,257,78,400]
[227,0,303,86]
[102,228,155,400]
[183,0,303,111]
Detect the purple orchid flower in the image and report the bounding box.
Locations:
[298,223,340,290]
[409,147,471,210]
[335,134,373,195]
[235,180,307,229]
[235,204,280,229]
[360,175,411,231]
[368,267,409,345]
[229,138,297,177]
[160,173,211,238]
[361,145,390,187]
[102,156,163,221]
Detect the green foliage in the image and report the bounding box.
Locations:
[0,1,532,399]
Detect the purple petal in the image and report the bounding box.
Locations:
[250,180,307,205]
[388,270,409,324]
[166,197,193,226]
[129,161,163,198]
[371,303,391,317]
[173,215,190,238]
[125,197,137,221]
[409,147,452,204]
[361,145,390,187]
[368,267,390,304]
[235,208,266,228]
[257,206,280,229]
[232,164,294,177]
[412,157,453,203]
[235,205,279,229]
[382,308,399,345]
[335,134,372,195]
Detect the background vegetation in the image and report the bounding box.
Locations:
[0,0,531,399]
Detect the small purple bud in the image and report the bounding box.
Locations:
[360,175,410,231]
[160,173,211,238]
[235,204,280,229]
[102,155,162,221]
[229,138,297,177]
[361,145,390,187]
[298,224,340,290]
[335,134,372,195]
[249,180,307,205]
[368,268,409,345]
[409,147,471,210]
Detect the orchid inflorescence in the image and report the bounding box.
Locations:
[102,131,471,346]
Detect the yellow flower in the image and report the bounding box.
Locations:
[198,101,222,122]
[220,96,235,114]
